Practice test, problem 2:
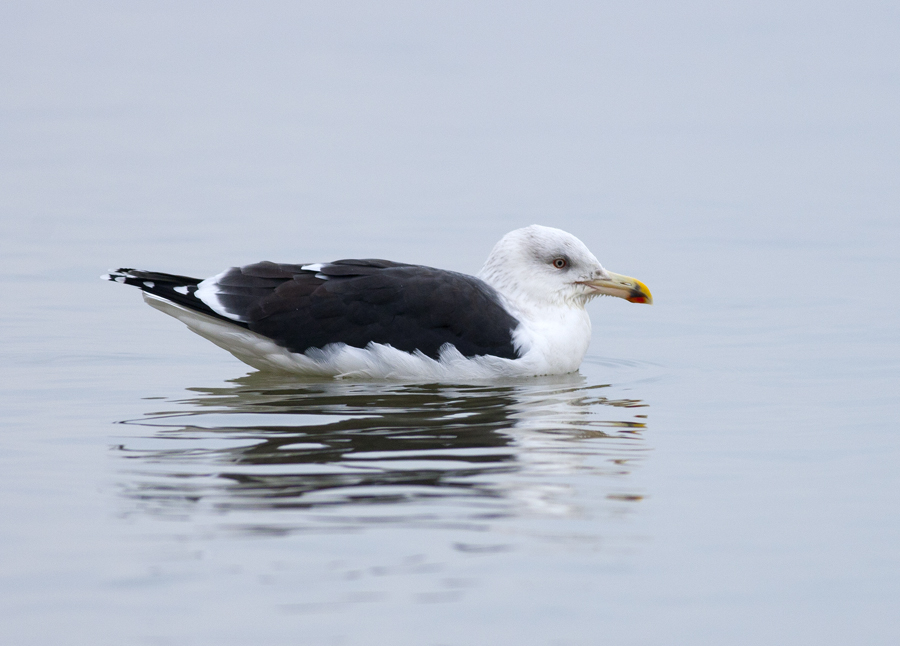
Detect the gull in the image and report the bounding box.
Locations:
[105,225,652,379]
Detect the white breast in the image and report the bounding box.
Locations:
[508,302,593,375]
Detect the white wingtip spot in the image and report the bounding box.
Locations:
[174,286,189,295]
[143,281,155,288]
[301,263,324,272]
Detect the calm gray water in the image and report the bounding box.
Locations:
[2,2,899,645]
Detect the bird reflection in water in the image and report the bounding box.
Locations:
[116,371,649,534]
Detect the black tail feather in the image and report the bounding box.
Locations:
[104,268,201,287]
[104,268,243,326]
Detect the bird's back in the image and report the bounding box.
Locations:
[108,260,521,361]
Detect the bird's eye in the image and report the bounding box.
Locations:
[552,258,568,269]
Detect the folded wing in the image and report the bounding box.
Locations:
[108,260,521,361]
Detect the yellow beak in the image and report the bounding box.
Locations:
[582,271,653,304]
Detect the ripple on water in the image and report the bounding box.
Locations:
[114,371,651,536]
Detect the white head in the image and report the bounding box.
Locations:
[478,225,652,309]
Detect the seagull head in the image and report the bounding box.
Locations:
[479,225,653,309]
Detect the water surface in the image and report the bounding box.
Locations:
[2,2,899,645]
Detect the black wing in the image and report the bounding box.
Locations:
[108,260,521,360]
[105,268,220,317]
